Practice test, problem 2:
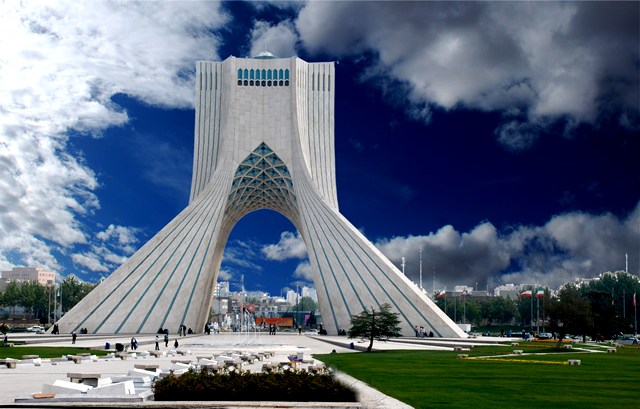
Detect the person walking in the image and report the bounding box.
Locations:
[164,333,169,347]
[71,331,77,344]
[155,335,160,351]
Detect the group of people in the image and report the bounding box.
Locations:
[414,326,434,338]
[154,333,179,350]
[204,322,220,335]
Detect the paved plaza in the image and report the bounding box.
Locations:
[0,331,460,408]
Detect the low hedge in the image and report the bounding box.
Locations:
[153,369,358,402]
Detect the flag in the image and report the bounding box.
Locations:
[520,290,533,297]
[535,289,544,298]
[437,290,446,299]
[634,292,636,307]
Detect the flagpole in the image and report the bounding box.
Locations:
[536,297,540,335]
[530,292,533,331]
[419,249,423,290]
[634,292,637,336]
[542,292,545,332]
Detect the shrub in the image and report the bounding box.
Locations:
[153,369,358,402]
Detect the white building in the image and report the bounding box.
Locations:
[494,283,521,299]
[301,286,318,302]
[58,53,465,338]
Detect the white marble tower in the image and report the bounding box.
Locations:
[58,54,466,338]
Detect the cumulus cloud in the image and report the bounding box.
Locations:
[71,252,109,273]
[296,1,639,150]
[293,261,312,281]
[254,201,638,292]
[375,201,640,291]
[71,225,143,274]
[217,267,233,282]
[249,20,298,58]
[96,224,139,250]
[375,223,512,290]
[0,1,227,273]
[262,231,307,260]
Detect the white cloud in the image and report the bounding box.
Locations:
[262,231,307,260]
[296,1,639,150]
[70,225,144,274]
[374,201,640,291]
[71,252,109,273]
[217,267,233,282]
[96,224,140,248]
[0,1,228,273]
[249,20,298,58]
[293,261,312,281]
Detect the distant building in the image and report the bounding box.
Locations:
[0,267,56,288]
[214,281,230,297]
[301,286,318,302]
[494,283,520,299]
[285,289,298,305]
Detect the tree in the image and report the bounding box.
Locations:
[547,283,593,343]
[290,296,318,312]
[60,276,96,313]
[3,281,20,316]
[19,281,46,319]
[348,303,402,352]
[581,271,640,337]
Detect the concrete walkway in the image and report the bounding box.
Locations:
[1,332,461,408]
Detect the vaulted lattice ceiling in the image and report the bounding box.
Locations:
[226,142,297,219]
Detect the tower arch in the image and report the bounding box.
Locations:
[58,55,466,338]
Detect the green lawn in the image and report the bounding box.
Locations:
[0,346,110,359]
[315,346,640,409]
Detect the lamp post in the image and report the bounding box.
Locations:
[53,284,57,323]
[47,281,53,325]
[462,290,466,324]
[59,283,63,321]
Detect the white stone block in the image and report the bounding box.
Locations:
[42,380,92,394]
[127,368,158,378]
[199,358,217,365]
[112,375,152,385]
[87,380,135,395]
[170,363,191,371]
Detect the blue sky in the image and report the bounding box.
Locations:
[1,1,638,297]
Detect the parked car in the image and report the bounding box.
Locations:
[26,325,45,334]
[537,332,553,340]
[616,334,639,345]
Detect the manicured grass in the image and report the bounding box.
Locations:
[315,347,640,409]
[0,346,110,359]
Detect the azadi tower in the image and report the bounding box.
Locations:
[58,53,466,338]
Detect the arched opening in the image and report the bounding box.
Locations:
[212,209,317,332]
